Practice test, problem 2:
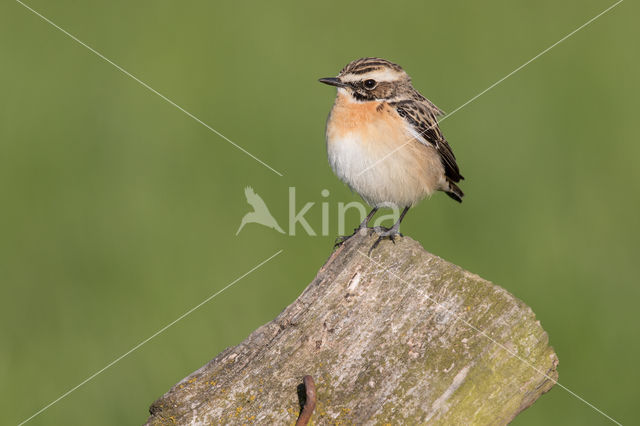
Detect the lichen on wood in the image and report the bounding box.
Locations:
[145,232,558,425]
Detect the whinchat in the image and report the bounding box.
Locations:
[319,57,464,249]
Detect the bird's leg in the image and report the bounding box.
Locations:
[358,207,379,231]
[370,206,410,253]
[334,207,378,247]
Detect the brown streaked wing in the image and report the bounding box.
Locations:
[391,99,463,183]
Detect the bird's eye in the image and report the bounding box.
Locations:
[363,79,377,89]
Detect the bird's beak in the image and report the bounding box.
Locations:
[318,77,345,88]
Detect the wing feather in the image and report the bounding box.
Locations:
[391,98,463,183]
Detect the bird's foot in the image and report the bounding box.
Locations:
[368,226,403,254]
[334,226,371,248]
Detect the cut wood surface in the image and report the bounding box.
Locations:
[145,232,558,425]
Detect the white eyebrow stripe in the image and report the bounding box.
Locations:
[340,68,404,83]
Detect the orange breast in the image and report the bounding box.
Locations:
[325,92,445,207]
[326,93,407,144]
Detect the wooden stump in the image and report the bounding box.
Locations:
[145,232,558,425]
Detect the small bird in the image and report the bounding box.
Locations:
[236,186,285,235]
[319,57,464,249]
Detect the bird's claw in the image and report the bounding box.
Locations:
[334,226,371,248]
[334,224,403,252]
[368,226,403,254]
[333,234,351,248]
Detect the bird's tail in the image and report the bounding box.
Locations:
[444,179,464,203]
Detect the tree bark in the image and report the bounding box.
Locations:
[145,232,558,425]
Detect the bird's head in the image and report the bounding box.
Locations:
[319,57,413,102]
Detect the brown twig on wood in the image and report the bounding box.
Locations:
[295,375,316,426]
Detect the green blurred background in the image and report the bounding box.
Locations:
[1,0,638,424]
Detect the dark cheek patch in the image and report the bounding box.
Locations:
[350,81,394,101]
[351,91,370,101]
[372,82,394,99]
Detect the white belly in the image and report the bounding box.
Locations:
[327,131,444,208]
